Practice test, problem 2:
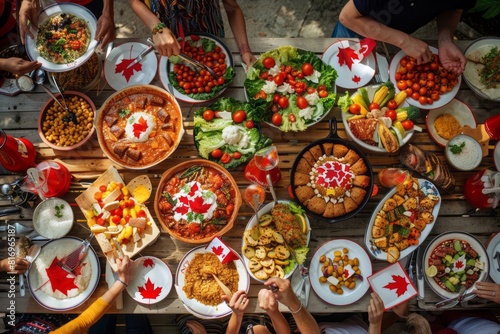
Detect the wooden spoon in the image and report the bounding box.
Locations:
[203,268,233,299]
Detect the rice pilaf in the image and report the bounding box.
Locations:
[182,252,238,306]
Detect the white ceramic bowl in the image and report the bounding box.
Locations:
[445,134,482,171]
[33,198,74,239]
[426,98,477,147]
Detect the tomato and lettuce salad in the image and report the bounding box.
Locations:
[245,46,337,132]
[168,35,235,101]
[194,97,272,169]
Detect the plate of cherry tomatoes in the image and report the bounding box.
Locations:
[389,47,461,109]
[158,33,235,104]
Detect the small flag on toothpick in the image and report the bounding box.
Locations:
[206,237,239,264]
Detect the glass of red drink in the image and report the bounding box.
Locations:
[244,146,281,187]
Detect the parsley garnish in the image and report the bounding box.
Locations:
[55,204,64,218]
[450,141,465,154]
[162,191,177,207]
[119,109,131,118]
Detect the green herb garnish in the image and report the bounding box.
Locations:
[450,141,466,154]
[119,109,131,118]
[55,204,65,218]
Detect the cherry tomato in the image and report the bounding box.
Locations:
[137,209,147,218]
[402,120,414,131]
[232,152,242,159]
[273,94,281,104]
[301,62,314,76]
[245,120,255,129]
[397,80,407,91]
[385,109,397,122]
[96,216,105,226]
[232,110,247,123]
[190,34,200,41]
[271,113,282,126]
[278,96,289,109]
[262,57,276,69]
[274,72,285,86]
[411,83,420,92]
[418,96,427,105]
[288,114,296,122]
[318,90,328,98]
[369,103,380,111]
[387,100,398,110]
[211,148,223,159]
[411,92,420,100]
[221,152,231,164]
[271,104,280,113]
[203,109,214,121]
[306,87,316,94]
[349,103,361,114]
[296,96,308,109]
[318,85,327,91]
[99,185,107,192]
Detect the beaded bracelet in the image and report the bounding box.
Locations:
[116,278,128,287]
[288,302,302,314]
[152,22,166,35]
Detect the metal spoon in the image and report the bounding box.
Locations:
[435,285,467,308]
[49,73,78,124]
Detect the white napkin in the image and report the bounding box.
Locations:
[375,53,389,82]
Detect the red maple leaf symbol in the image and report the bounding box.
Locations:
[343,268,350,278]
[138,277,162,300]
[175,196,190,215]
[212,245,224,256]
[383,274,409,297]
[132,116,148,138]
[352,75,361,84]
[337,46,359,70]
[45,257,79,296]
[455,260,464,269]
[115,58,142,82]
[190,196,212,214]
[143,258,155,268]
[189,182,199,197]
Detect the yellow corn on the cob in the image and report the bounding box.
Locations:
[352,94,369,110]
[396,112,407,122]
[394,91,407,107]
[372,86,389,105]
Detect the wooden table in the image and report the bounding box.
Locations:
[1,38,500,316]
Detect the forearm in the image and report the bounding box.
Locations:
[50,298,111,334]
[437,10,462,44]
[101,279,127,304]
[102,0,114,20]
[222,1,252,56]
[266,309,290,334]
[225,312,244,334]
[130,0,162,31]
[287,300,320,334]
[368,323,382,334]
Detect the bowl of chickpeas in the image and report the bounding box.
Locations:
[38,91,96,150]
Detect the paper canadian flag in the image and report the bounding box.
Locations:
[206,236,239,264]
[367,262,418,310]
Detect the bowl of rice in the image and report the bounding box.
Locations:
[445,134,483,171]
[33,198,74,239]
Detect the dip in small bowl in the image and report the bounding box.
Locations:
[33,198,74,239]
[445,134,482,171]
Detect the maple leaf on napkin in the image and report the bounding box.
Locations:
[115,58,142,82]
[383,274,410,297]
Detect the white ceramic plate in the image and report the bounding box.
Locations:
[426,99,477,147]
[389,47,461,110]
[175,245,249,319]
[241,200,311,282]
[25,3,98,72]
[494,141,500,171]
[463,37,500,101]
[341,84,413,153]
[423,231,489,300]
[27,237,100,311]
[104,42,157,91]
[365,179,441,261]
[158,33,233,104]
[487,233,500,283]
[322,40,376,89]
[310,239,372,305]
[127,256,172,304]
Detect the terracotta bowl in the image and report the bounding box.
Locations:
[38,90,96,151]
[95,85,184,170]
[154,160,242,244]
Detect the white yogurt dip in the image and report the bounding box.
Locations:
[446,134,482,171]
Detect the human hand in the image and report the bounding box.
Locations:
[0,58,41,76]
[264,277,299,310]
[241,52,256,69]
[18,0,40,45]
[258,288,279,313]
[152,29,181,57]
[401,36,433,65]
[115,255,131,285]
[368,292,384,327]
[222,290,249,317]
[0,257,30,274]
[392,299,409,318]
[95,14,116,48]
[438,40,466,75]
[474,281,500,304]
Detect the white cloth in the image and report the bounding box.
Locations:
[319,314,368,334]
[448,317,500,334]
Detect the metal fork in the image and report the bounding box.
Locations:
[373,73,383,84]
[57,233,94,274]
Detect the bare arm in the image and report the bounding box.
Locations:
[339,0,433,64]
[257,289,289,334]
[95,0,116,47]
[436,9,466,74]
[223,290,249,334]
[129,0,180,57]
[222,0,256,67]
[18,0,40,45]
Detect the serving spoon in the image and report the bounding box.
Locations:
[202,268,233,300]
[48,72,79,124]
